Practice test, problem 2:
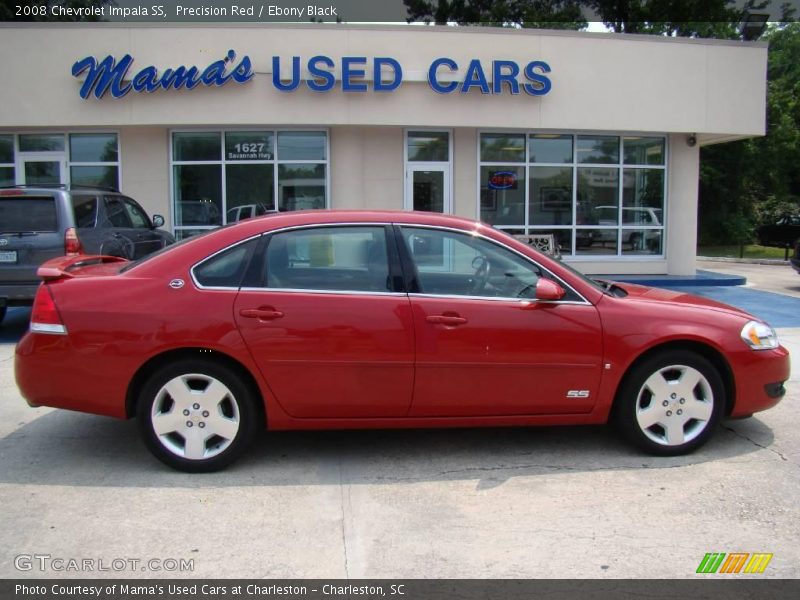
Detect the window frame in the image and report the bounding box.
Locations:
[169,127,330,240]
[476,130,668,261]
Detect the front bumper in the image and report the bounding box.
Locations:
[730,345,791,417]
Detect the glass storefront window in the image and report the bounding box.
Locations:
[277,131,326,160]
[480,133,526,162]
[624,136,665,165]
[0,166,15,187]
[577,167,619,225]
[407,131,449,162]
[529,166,573,226]
[482,132,665,258]
[70,165,119,189]
[226,164,275,216]
[529,134,573,163]
[0,135,13,163]
[576,135,619,164]
[18,133,65,152]
[69,133,118,163]
[173,164,222,227]
[172,130,329,238]
[480,165,525,226]
[621,229,663,255]
[575,229,618,255]
[173,132,221,162]
[623,169,664,224]
[278,163,326,211]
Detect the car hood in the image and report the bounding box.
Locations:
[611,282,754,320]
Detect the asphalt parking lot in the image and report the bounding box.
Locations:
[1,263,799,579]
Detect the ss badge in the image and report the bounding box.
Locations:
[566,390,590,398]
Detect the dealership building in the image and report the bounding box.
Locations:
[0,24,767,275]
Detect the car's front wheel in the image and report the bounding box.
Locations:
[614,350,724,455]
[137,359,259,472]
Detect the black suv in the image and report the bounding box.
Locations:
[0,185,174,324]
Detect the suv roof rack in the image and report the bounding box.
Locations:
[0,183,120,192]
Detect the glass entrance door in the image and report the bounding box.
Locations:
[406,166,451,213]
[19,154,66,185]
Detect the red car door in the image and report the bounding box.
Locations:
[234,224,415,419]
[398,226,603,417]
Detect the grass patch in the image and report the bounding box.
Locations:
[698,245,791,259]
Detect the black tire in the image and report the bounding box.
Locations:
[613,350,724,456]
[137,359,260,472]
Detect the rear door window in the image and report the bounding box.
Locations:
[72,195,98,228]
[0,195,58,232]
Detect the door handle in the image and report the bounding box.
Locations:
[426,314,468,326]
[239,308,284,320]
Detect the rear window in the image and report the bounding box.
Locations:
[0,196,58,232]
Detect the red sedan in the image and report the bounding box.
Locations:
[15,211,789,471]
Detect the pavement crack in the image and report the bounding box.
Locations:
[338,457,351,579]
[722,425,789,461]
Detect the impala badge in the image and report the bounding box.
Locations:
[0,239,8,246]
[169,279,185,289]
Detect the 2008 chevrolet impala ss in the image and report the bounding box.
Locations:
[15,211,790,471]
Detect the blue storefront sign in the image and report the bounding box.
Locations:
[72,51,552,99]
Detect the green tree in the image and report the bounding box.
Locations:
[0,0,112,21]
[403,1,586,28]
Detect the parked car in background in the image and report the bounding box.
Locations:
[177,200,222,226]
[15,211,788,472]
[594,206,662,250]
[226,203,273,223]
[756,214,800,248]
[0,185,173,324]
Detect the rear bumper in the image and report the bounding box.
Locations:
[15,331,128,418]
[0,282,39,305]
[730,345,791,417]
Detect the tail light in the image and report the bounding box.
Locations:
[30,285,67,335]
[65,227,83,256]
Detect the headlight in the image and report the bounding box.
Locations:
[740,320,779,350]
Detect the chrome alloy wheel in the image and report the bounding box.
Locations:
[634,364,714,446]
[150,373,241,460]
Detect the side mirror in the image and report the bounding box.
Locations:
[152,214,165,228]
[535,278,566,301]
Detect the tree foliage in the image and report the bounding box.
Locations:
[403,1,586,28]
[699,22,800,244]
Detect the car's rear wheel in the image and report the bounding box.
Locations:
[614,350,724,455]
[137,359,259,472]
